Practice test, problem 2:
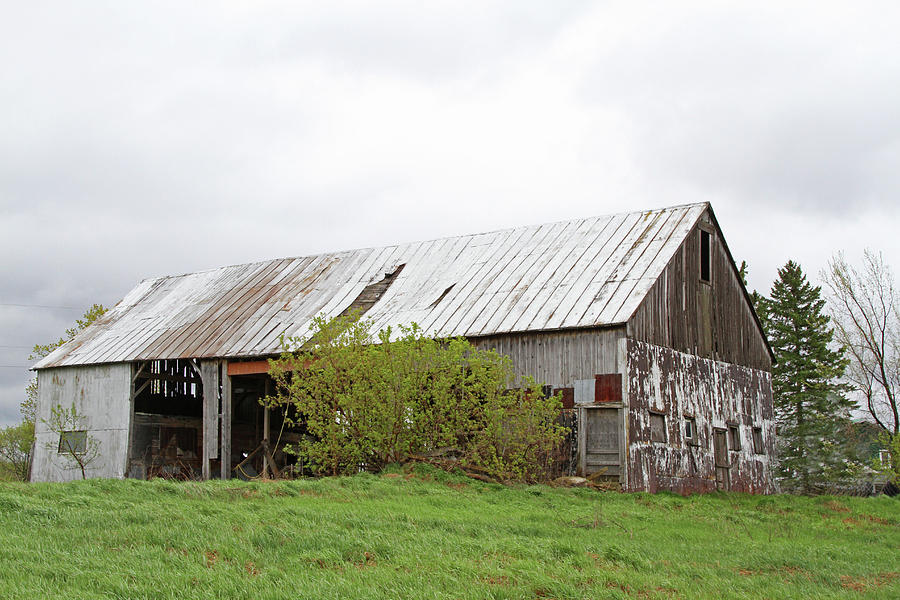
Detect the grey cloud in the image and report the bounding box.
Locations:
[0,383,25,426]
[255,1,590,79]
[579,3,900,215]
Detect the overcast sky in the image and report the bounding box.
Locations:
[1,1,899,425]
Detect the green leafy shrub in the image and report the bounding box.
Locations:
[266,313,567,482]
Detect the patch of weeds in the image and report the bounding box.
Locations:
[840,572,898,592]
[482,574,513,586]
[821,499,849,513]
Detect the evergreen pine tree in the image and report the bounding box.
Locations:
[765,261,854,494]
[738,260,767,320]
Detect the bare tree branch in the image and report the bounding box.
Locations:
[823,251,899,436]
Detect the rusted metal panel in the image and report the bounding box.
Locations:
[34,204,709,369]
[594,374,622,403]
[554,387,574,409]
[623,338,775,495]
[226,360,271,376]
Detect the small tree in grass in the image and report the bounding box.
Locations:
[266,313,568,482]
[43,403,100,480]
[0,421,34,481]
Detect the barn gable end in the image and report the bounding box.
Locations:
[626,206,772,371]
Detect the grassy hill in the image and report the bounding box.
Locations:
[1,465,897,599]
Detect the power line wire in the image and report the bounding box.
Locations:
[0,303,77,310]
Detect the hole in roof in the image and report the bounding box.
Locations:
[430,284,455,308]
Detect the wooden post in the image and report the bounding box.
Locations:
[220,362,231,480]
[262,404,270,479]
[576,406,586,476]
[200,360,219,480]
[125,362,137,478]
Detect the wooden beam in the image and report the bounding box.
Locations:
[132,378,151,400]
[227,360,271,376]
[135,372,201,384]
[220,363,231,480]
[131,361,147,383]
[227,357,313,376]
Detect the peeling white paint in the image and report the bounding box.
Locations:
[622,338,775,494]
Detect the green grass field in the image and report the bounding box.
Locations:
[0,465,897,599]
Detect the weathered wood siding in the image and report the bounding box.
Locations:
[30,364,132,482]
[623,339,775,494]
[627,210,771,371]
[471,327,625,388]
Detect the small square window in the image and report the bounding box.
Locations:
[650,413,666,443]
[58,430,87,455]
[728,425,741,451]
[684,417,697,445]
[752,427,764,454]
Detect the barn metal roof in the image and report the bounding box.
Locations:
[34,202,709,369]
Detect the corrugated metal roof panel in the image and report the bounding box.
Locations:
[33,203,708,369]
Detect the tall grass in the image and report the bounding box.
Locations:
[0,464,897,599]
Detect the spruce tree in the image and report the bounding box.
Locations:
[765,261,853,494]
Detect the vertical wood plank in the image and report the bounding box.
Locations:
[220,363,231,480]
[125,361,139,478]
[200,360,219,480]
[263,405,271,478]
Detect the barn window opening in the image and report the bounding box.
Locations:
[684,417,697,445]
[58,430,87,454]
[752,427,764,454]
[650,412,666,443]
[700,230,711,282]
[430,284,455,308]
[728,424,741,451]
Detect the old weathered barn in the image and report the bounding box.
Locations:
[31,202,775,493]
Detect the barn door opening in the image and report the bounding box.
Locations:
[714,428,730,491]
[127,359,203,480]
[581,407,622,482]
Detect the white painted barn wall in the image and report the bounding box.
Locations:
[30,364,132,482]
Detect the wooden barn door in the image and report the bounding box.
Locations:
[713,428,730,491]
[583,408,621,482]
